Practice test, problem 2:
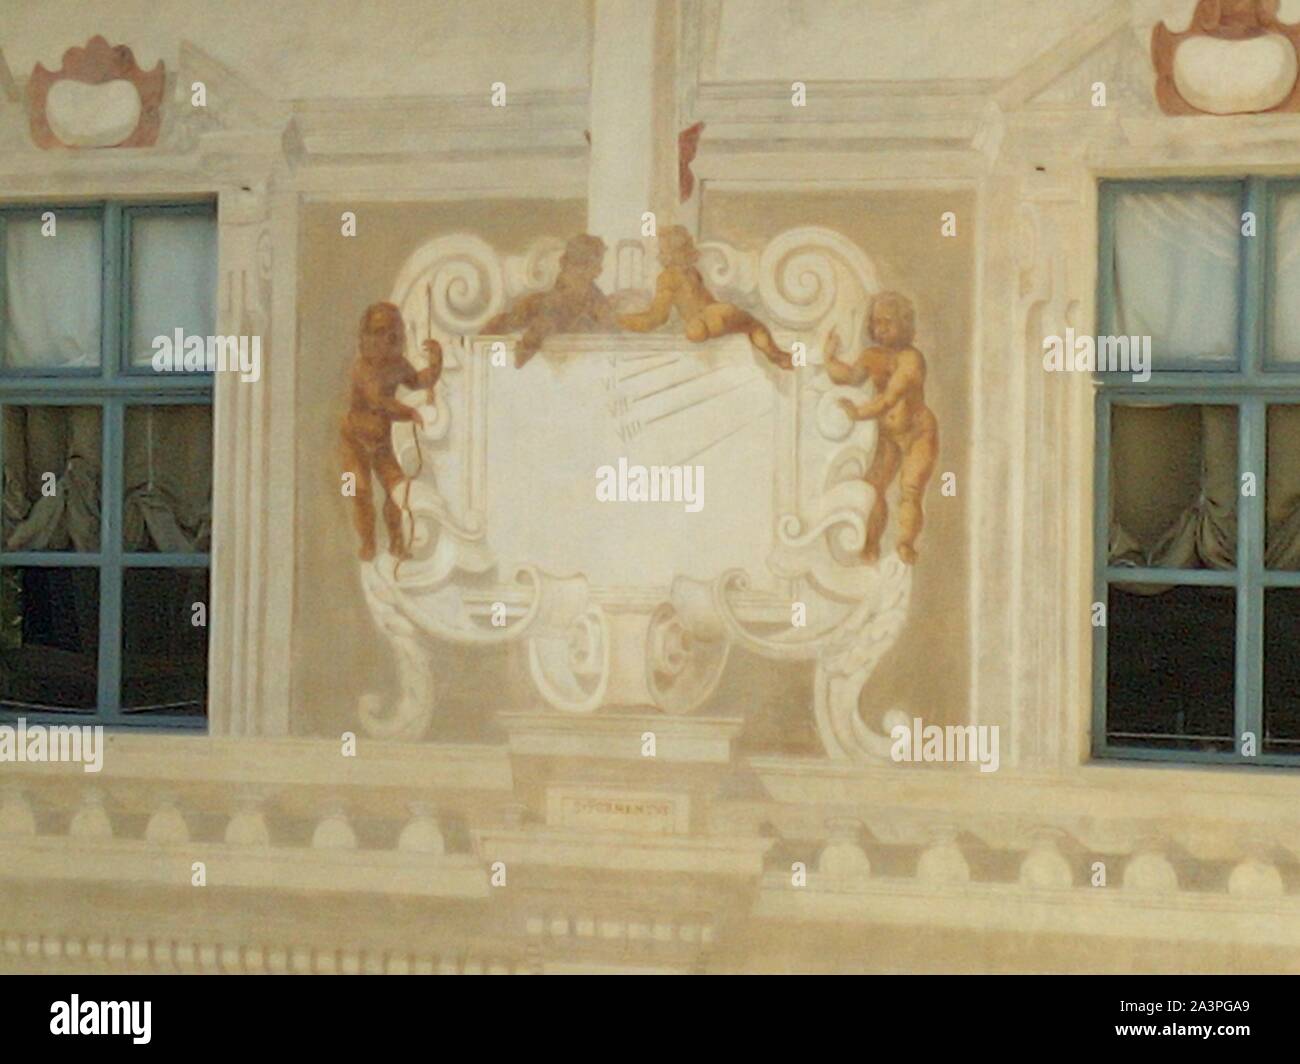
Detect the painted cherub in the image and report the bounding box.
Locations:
[485,233,616,367]
[618,225,793,370]
[340,301,441,561]
[825,291,938,565]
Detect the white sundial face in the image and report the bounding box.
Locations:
[480,332,779,589]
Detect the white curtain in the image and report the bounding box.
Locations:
[1113,190,1239,366]
[2,216,101,369]
[128,215,217,367]
[1270,193,1300,364]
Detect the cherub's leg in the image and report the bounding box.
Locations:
[341,431,377,560]
[374,444,410,559]
[700,303,745,340]
[896,422,939,565]
[863,439,901,564]
[684,315,709,343]
[702,304,791,368]
[747,320,793,369]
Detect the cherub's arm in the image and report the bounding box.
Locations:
[588,285,618,329]
[485,293,541,334]
[404,340,442,391]
[822,330,869,386]
[618,270,677,332]
[359,363,422,422]
[824,360,861,385]
[409,366,440,390]
[842,354,922,420]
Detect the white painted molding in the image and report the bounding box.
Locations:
[207,187,296,736]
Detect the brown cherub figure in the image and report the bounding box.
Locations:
[340,302,442,561]
[485,234,616,367]
[825,291,939,566]
[618,225,793,370]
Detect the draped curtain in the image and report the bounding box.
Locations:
[122,405,212,552]
[1108,405,1237,576]
[1108,190,1300,573]
[1,406,211,554]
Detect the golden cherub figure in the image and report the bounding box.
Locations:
[825,291,939,566]
[340,302,441,561]
[618,225,793,370]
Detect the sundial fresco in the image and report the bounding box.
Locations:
[344,224,935,758]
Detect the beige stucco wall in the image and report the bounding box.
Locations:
[0,0,593,99]
[3,0,1300,975]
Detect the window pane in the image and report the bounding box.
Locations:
[0,566,98,711]
[1265,589,1300,754]
[2,405,101,552]
[1266,404,1300,569]
[123,405,212,552]
[1108,405,1236,570]
[2,214,101,369]
[1105,584,1235,753]
[121,567,207,717]
[1269,191,1300,364]
[128,213,217,368]
[1111,187,1239,368]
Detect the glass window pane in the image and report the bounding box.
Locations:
[128,213,217,368]
[2,405,101,552]
[1266,404,1300,569]
[121,567,207,717]
[1269,190,1300,364]
[1108,405,1237,570]
[2,214,102,369]
[123,405,212,552]
[0,566,99,712]
[1105,583,1235,753]
[1111,187,1239,368]
[1265,589,1300,754]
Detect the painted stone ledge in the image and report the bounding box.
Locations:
[0,929,524,975]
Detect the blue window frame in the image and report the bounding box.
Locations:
[0,201,216,729]
[1095,177,1300,766]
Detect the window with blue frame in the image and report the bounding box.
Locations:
[0,201,216,728]
[1096,178,1300,766]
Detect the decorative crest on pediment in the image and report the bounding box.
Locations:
[1152,0,1300,115]
[26,35,165,149]
[0,36,289,157]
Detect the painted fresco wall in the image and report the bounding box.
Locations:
[2,0,1300,975]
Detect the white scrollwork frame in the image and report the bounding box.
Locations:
[357,227,913,760]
